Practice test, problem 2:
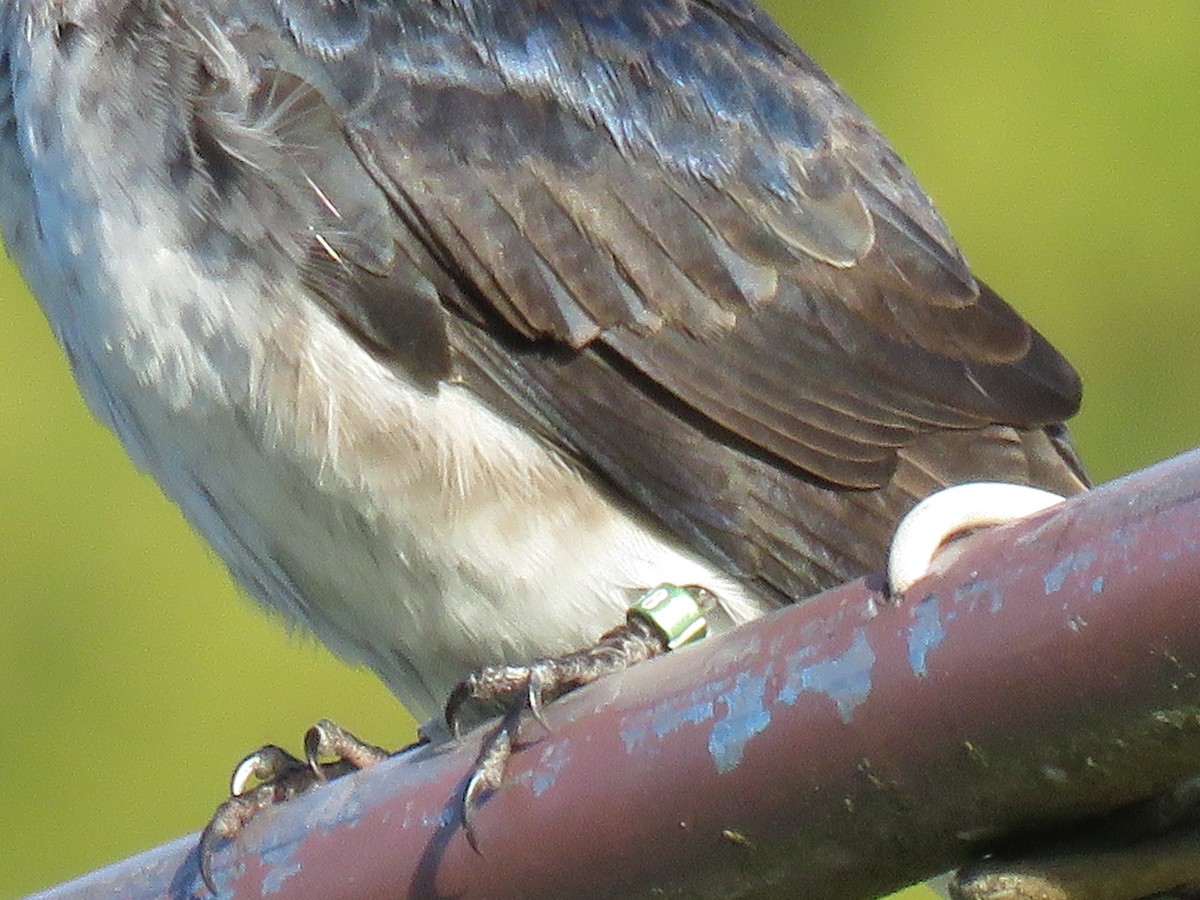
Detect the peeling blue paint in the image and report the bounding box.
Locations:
[1110,525,1136,547]
[420,803,457,830]
[620,722,650,756]
[248,774,375,894]
[1161,537,1199,563]
[708,671,771,774]
[1091,576,1105,594]
[260,843,301,894]
[953,579,1003,614]
[1043,548,1097,594]
[778,628,874,723]
[620,690,719,756]
[907,597,945,677]
[303,773,371,833]
[528,739,572,797]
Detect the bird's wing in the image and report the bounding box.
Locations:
[248,0,1079,486]
[198,0,1083,594]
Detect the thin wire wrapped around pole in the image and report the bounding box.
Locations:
[32,449,1200,899]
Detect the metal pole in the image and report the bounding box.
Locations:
[32,449,1200,899]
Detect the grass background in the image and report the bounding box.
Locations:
[2,4,1198,897]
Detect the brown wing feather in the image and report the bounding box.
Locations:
[212,0,1086,599]
[305,0,1082,483]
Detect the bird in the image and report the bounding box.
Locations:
[0,0,1086,885]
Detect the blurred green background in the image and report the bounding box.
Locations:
[1,4,1198,898]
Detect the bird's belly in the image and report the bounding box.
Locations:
[43,257,761,720]
[198,322,773,716]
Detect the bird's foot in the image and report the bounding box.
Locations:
[888,482,1066,596]
[446,584,708,850]
[198,719,390,893]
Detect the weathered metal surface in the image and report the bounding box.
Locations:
[32,449,1200,899]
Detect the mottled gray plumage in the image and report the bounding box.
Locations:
[0,0,1085,721]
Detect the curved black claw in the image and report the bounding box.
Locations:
[461,706,522,853]
[198,722,391,894]
[446,616,668,851]
[199,745,317,894]
[303,718,390,776]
